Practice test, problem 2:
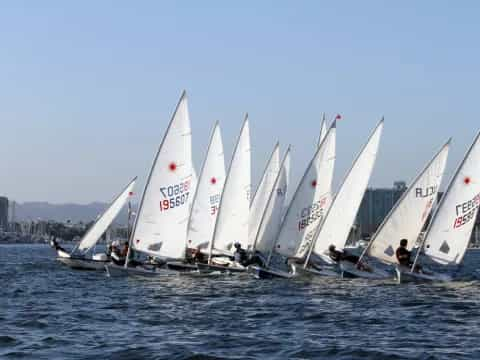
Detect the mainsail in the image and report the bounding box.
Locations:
[130,91,194,260]
[254,147,290,255]
[366,140,450,264]
[248,143,280,249]
[187,122,226,252]
[423,131,480,265]
[210,115,251,255]
[312,120,383,258]
[77,177,137,253]
[273,122,336,259]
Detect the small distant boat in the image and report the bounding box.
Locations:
[343,139,450,279]
[52,177,137,270]
[397,130,480,283]
[301,119,383,278]
[105,91,195,276]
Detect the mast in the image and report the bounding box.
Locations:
[411,131,480,272]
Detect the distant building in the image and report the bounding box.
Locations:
[357,182,407,238]
[0,197,8,231]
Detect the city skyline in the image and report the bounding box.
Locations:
[1,1,479,203]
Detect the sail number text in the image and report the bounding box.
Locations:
[159,180,191,212]
[453,193,480,229]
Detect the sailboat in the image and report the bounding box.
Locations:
[397,131,480,283]
[52,177,137,270]
[167,121,226,271]
[248,147,291,279]
[296,120,383,277]
[252,121,336,278]
[197,115,251,273]
[248,142,281,251]
[105,91,195,276]
[341,140,450,279]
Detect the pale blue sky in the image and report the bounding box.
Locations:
[0,1,479,203]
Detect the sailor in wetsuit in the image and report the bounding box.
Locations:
[328,244,360,264]
[328,244,371,271]
[395,238,423,272]
[233,242,248,266]
[396,239,412,266]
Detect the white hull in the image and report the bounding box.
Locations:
[291,263,339,278]
[105,263,178,277]
[339,261,392,280]
[57,256,108,271]
[197,262,246,274]
[395,266,452,284]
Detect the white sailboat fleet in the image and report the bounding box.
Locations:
[51,92,480,284]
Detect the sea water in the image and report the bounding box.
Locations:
[2,244,480,359]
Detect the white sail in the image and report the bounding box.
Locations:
[248,143,281,249]
[254,147,290,255]
[210,116,251,254]
[318,114,327,147]
[424,131,480,265]
[187,122,226,252]
[274,122,336,259]
[367,141,450,264]
[313,120,383,257]
[131,91,194,259]
[77,178,137,252]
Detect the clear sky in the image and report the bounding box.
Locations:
[0,1,479,204]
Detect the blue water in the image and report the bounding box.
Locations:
[2,244,480,359]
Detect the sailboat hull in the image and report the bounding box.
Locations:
[105,263,177,277]
[395,266,452,284]
[166,261,199,272]
[248,265,294,279]
[339,261,392,280]
[196,262,246,274]
[291,263,339,278]
[57,256,108,271]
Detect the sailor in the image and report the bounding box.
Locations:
[328,244,360,264]
[328,244,371,271]
[233,242,248,266]
[396,239,412,267]
[111,240,127,265]
[191,246,206,264]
